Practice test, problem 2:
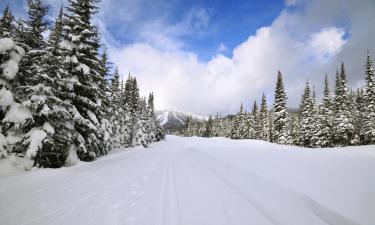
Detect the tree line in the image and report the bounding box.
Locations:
[0,0,164,168]
[181,57,375,148]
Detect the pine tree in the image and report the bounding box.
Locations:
[0,4,15,37]
[231,103,245,139]
[109,68,122,148]
[204,115,214,137]
[259,93,270,141]
[147,93,164,141]
[298,81,315,147]
[24,0,48,49]
[313,75,333,147]
[11,1,77,167]
[273,71,288,144]
[360,53,375,144]
[60,0,108,160]
[332,63,356,146]
[0,43,27,158]
[350,89,361,145]
[47,5,63,55]
[184,116,193,137]
[251,101,260,139]
[285,113,299,145]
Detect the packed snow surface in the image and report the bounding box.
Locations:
[0,135,374,225]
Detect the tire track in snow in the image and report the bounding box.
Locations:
[161,153,182,225]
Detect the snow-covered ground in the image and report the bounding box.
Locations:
[1,135,374,225]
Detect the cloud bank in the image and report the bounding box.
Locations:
[40,0,375,115]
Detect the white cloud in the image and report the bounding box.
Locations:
[108,0,375,115]
[306,27,347,63]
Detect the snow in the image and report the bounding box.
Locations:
[0,135,374,225]
[173,111,184,124]
[0,38,24,80]
[2,59,20,80]
[64,145,81,167]
[0,154,34,176]
[60,40,76,51]
[0,38,14,52]
[0,87,14,106]
[76,63,90,75]
[43,122,55,134]
[3,103,32,123]
[158,111,169,125]
[26,128,47,158]
[87,110,99,125]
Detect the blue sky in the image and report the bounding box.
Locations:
[0,0,284,61]
[97,0,285,61]
[1,0,375,115]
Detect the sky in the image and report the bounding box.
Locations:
[1,0,375,115]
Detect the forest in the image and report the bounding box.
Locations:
[0,0,164,168]
[181,59,375,148]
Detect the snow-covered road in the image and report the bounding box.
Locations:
[1,136,374,225]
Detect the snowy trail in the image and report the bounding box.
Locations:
[1,136,374,225]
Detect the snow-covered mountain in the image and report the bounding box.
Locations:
[156,110,206,131]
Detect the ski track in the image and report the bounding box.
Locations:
[0,136,372,225]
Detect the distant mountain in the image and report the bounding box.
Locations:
[156,110,206,132]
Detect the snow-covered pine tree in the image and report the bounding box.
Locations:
[109,67,122,148]
[97,47,113,152]
[360,53,375,144]
[285,113,299,145]
[259,93,270,141]
[231,103,246,139]
[298,81,315,147]
[0,7,28,159]
[244,107,254,139]
[204,115,214,137]
[251,101,260,139]
[332,63,356,146]
[0,4,14,38]
[184,116,193,137]
[350,89,361,144]
[11,1,78,167]
[273,71,288,144]
[313,75,333,147]
[147,92,164,141]
[60,0,108,160]
[138,97,150,147]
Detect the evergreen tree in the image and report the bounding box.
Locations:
[298,81,315,147]
[204,115,214,137]
[12,1,77,167]
[360,53,375,144]
[47,5,63,55]
[259,93,270,141]
[313,75,333,147]
[148,92,164,141]
[0,37,26,158]
[332,63,356,146]
[273,71,288,144]
[184,116,193,137]
[285,113,299,145]
[231,103,246,139]
[0,4,15,37]
[251,101,260,139]
[109,68,122,148]
[60,0,108,160]
[24,0,48,49]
